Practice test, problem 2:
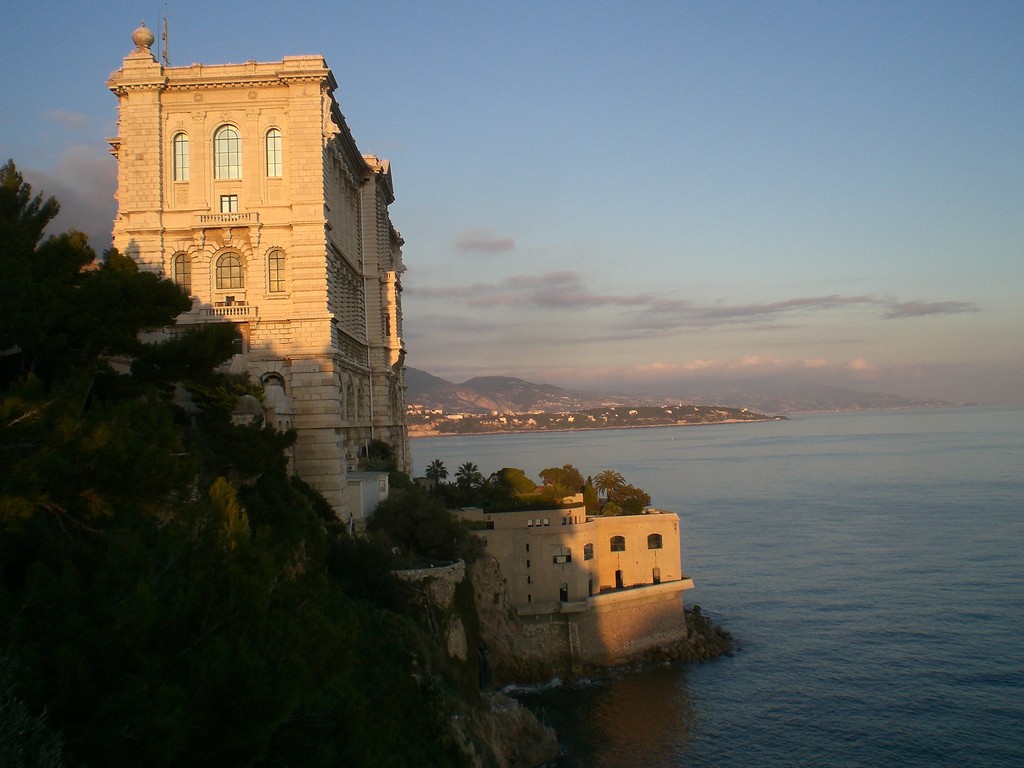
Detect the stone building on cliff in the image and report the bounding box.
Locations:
[106,25,409,522]
[458,495,694,678]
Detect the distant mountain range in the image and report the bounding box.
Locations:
[405,368,956,415]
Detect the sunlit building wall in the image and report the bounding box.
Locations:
[107,24,409,521]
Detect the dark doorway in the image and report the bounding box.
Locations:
[615,570,624,589]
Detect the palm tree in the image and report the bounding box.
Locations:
[454,461,483,490]
[593,469,626,501]
[425,458,448,483]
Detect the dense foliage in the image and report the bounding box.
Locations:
[424,459,649,516]
[0,162,466,767]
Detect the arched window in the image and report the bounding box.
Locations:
[214,125,242,179]
[583,543,594,561]
[216,253,244,289]
[267,249,285,292]
[172,132,189,181]
[262,372,285,390]
[172,253,191,293]
[265,128,282,177]
[647,533,663,550]
[610,536,626,552]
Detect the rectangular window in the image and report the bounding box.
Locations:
[552,546,572,565]
[220,194,238,213]
[173,133,189,181]
[266,128,282,177]
[214,126,242,179]
[268,250,285,293]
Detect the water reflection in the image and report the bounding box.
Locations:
[517,665,697,768]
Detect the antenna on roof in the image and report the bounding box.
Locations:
[161,8,170,66]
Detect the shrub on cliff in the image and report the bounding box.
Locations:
[368,483,482,565]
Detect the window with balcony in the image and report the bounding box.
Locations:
[267,249,285,292]
[172,132,189,181]
[266,128,282,177]
[220,194,238,213]
[216,253,244,290]
[214,125,241,179]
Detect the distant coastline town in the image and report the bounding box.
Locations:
[408,403,779,437]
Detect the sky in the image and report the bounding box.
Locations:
[2,1,1022,405]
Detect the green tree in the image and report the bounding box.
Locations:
[593,469,626,501]
[368,483,479,564]
[454,461,483,490]
[608,483,652,515]
[425,458,448,483]
[365,439,397,471]
[493,467,535,494]
[583,479,601,515]
[539,464,584,491]
[0,166,470,767]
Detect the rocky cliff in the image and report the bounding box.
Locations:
[397,561,559,767]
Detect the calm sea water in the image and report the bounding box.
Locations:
[413,407,1024,767]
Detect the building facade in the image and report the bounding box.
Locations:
[458,495,694,673]
[107,25,409,521]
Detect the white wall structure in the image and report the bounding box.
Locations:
[107,24,409,521]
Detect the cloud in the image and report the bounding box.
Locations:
[410,269,980,342]
[44,109,88,132]
[847,357,878,372]
[410,270,654,310]
[628,294,879,331]
[23,146,117,250]
[625,294,982,332]
[455,229,515,253]
[883,300,979,318]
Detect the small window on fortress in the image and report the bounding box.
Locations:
[552,546,571,565]
[527,519,533,527]
[216,253,244,290]
[172,253,191,294]
[648,533,663,550]
[172,132,189,181]
[583,543,594,561]
[214,125,242,179]
[268,249,285,292]
[610,536,626,552]
[266,128,282,177]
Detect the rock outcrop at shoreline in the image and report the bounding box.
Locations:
[400,560,731,767]
[633,604,734,665]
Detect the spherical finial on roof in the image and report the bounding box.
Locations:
[132,21,155,51]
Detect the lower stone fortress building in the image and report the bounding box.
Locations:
[458,495,694,678]
[107,25,409,522]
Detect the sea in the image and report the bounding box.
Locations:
[412,406,1024,767]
